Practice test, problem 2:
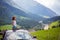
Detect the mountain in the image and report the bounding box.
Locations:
[49,16,60,21]
[0,0,58,29]
[49,21,60,29]
[4,0,57,17]
[43,16,60,24]
[0,0,44,29]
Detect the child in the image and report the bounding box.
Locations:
[12,16,17,32]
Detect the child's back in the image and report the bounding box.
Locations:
[12,16,17,32]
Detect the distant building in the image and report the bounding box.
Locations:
[43,24,49,30]
[38,21,49,30]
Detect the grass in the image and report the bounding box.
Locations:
[0,35,3,39]
[0,25,21,31]
[31,27,60,40]
[0,25,12,31]
[0,25,12,39]
[49,21,60,29]
[0,25,21,39]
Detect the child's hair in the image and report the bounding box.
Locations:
[12,16,16,20]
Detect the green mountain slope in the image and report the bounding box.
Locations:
[31,27,60,40]
[49,21,60,29]
[0,25,21,31]
[0,25,12,31]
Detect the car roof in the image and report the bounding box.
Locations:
[4,29,31,39]
[6,29,29,33]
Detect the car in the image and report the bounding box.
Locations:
[3,29,35,40]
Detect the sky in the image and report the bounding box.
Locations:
[34,0,60,15]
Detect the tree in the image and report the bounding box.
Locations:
[52,26,56,28]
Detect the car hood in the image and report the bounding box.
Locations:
[4,30,32,40]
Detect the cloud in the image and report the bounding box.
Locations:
[43,16,50,18]
[34,0,55,8]
[5,0,60,15]
[52,0,60,15]
[34,0,60,15]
